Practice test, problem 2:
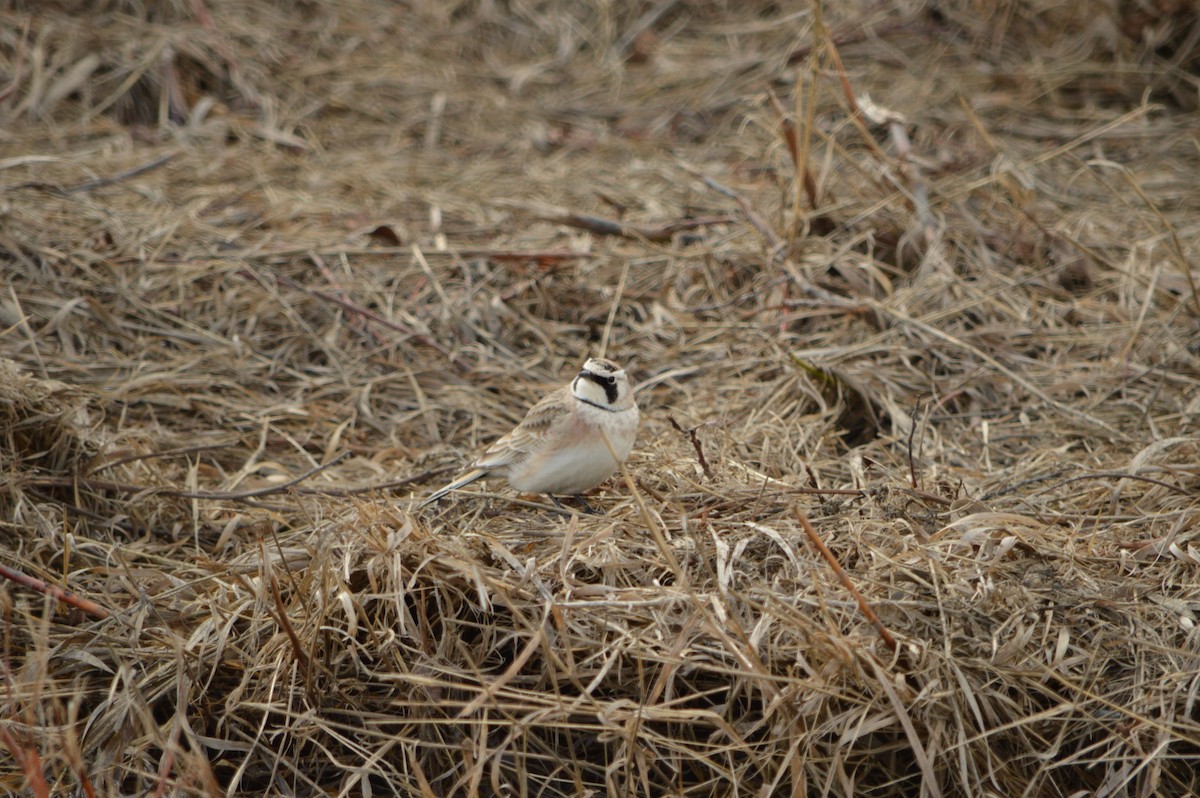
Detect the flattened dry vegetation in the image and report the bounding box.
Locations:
[2,1,1199,796]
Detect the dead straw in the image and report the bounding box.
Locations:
[2,0,1200,796]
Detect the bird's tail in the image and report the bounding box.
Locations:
[418,468,487,508]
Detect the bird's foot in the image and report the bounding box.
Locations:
[546,494,599,515]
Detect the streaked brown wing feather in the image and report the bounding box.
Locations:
[473,386,571,470]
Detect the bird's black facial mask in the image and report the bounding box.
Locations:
[579,369,619,404]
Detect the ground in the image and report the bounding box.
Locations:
[2,1,1199,796]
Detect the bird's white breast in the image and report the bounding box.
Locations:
[506,403,638,495]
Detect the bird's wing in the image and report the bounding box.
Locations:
[473,386,572,470]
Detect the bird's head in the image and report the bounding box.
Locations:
[572,357,634,410]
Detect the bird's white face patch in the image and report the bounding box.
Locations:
[572,371,616,406]
[573,358,628,408]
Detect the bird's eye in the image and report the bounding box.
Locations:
[604,375,616,385]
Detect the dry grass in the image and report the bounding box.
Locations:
[2,1,1200,796]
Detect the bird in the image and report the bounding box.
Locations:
[419,357,639,509]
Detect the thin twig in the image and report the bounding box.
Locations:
[878,305,1126,439]
[794,508,897,651]
[1118,169,1200,319]
[667,415,714,479]
[264,540,310,677]
[820,34,888,163]
[0,726,50,798]
[302,465,458,496]
[27,462,456,501]
[786,17,932,64]
[678,162,780,249]
[455,249,592,263]
[1038,472,1193,498]
[29,451,351,501]
[309,250,382,345]
[499,200,734,243]
[907,398,924,490]
[767,89,820,213]
[86,440,238,475]
[6,151,178,195]
[256,270,462,367]
[171,246,596,263]
[0,564,111,620]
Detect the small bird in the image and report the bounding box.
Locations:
[419,357,639,509]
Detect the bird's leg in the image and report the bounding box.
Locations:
[547,494,566,510]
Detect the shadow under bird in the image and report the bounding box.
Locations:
[419,357,639,509]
